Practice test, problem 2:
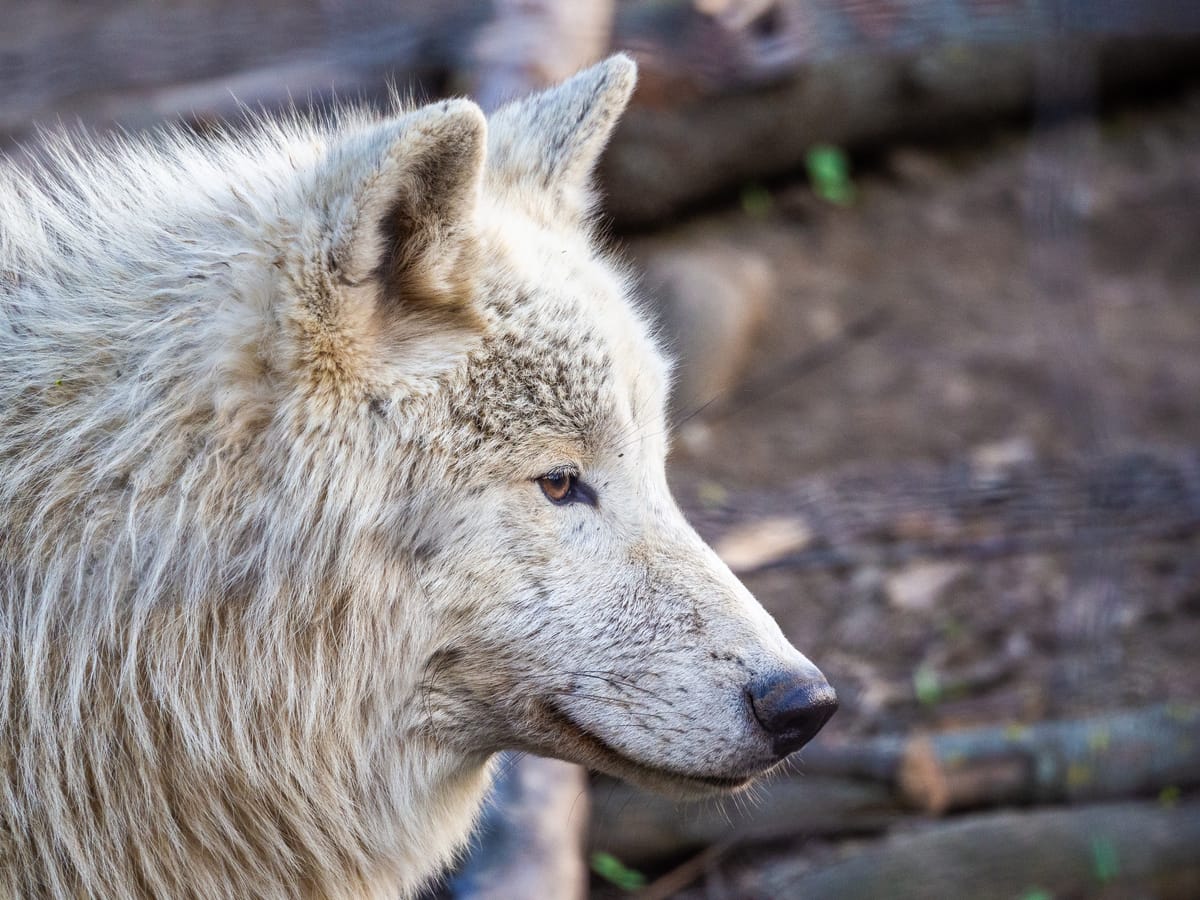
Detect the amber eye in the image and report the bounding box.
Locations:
[535,470,598,507]
[537,471,575,504]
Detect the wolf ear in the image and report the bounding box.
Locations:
[330,99,487,331]
[487,54,636,222]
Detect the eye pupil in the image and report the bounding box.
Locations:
[538,472,575,503]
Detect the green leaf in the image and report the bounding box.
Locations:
[1090,835,1120,884]
[806,145,856,206]
[590,851,647,892]
[913,664,942,706]
[697,480,729,510]
[740,183,773,218]
[1159,785,1181,808]
[1020,889,1054,900]
[1086,727,1111,752]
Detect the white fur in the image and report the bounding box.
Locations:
[0,56,823,898]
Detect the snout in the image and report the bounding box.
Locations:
[747,671,838,758]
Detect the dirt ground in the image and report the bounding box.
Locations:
[598,87,1200,894]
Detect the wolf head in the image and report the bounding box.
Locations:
[267,54,834,795]
[0,50,838,900]
[0,53,842,900]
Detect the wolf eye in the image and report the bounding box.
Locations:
[536,470,598,507]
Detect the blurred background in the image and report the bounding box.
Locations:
[5,1,1200,897]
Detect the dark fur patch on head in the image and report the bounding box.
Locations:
[458,330,616,447]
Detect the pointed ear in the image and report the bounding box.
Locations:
[285,100,487,392]
[487,54,636,222]
[330,99,487,331]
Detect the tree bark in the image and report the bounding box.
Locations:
[749,801,1200,900]
[589,773,902,865]
[896,703,1200,814]
[447,755,589,900]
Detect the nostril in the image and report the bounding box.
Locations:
[747,671,839,758]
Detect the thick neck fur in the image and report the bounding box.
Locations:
[1,56,651,898]
[0,123,495,898]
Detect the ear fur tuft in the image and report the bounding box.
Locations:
[333,99,487,334]
[290,100,487,391]
[373,101,487,332]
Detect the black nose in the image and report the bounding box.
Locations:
[747,671,839,758]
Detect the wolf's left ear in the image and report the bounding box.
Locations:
[487,54,637,223]
[330,99,487,329]
[285,101,487,390]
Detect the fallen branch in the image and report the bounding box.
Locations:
[448,755,589,900]
[633,841,732,900]
[588,773,902,865]
[800,704,1200,815]
[751,801,1200,900]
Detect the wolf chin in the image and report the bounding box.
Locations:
[0,56,836,898]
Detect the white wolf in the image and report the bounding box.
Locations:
[0,55,836,898]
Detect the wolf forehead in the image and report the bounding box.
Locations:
[460,324,614,444]
[447,198,667,451]
[454,259,666,453]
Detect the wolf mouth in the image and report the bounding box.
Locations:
[536,701,755,792]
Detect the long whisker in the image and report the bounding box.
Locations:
[527,667,677,710]
[566,669,667,700]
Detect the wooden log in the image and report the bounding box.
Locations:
[749,801,1200,900]
[798,704,1200,815]
[897,703,1200,814]
[589,705,1200,867]
[446,754,589,900]
[603,0,1200,225]
[588,773,902,865]
[5,0,1200,231]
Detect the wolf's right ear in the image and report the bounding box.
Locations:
[326,99,487,332]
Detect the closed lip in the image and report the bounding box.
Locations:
[534,701,758,793]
